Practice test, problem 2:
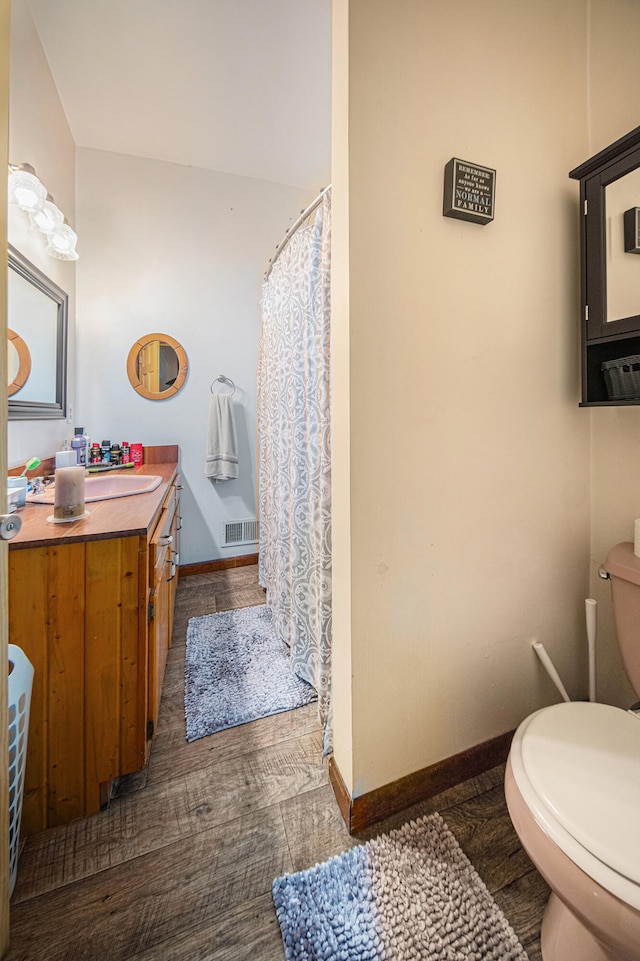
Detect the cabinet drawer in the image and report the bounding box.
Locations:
[149,510,171,580]
[161,482,178,525]
[150,510,175,582]
[149,481,179,583]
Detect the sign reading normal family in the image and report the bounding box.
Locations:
[443,158,496,225]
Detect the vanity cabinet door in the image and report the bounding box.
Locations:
[8,536,145,834]
[147,479,179,739]
[85,535,147,807]
[148,536,171,737]
[9,543,86,834]
[168,486,180,632]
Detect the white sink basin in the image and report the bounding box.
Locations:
[27,473,163,504]
[83,473,163,500]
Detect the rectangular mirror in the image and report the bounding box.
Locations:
[605,166,640,324]
[7,244,68,420]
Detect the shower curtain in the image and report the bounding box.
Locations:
[258,190,332,756]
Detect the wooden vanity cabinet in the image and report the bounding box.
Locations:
[8,465,180,835]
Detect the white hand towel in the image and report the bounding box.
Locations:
[204,393,239,481]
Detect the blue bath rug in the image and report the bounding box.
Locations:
[184,605,317,741]
[273,812,528,961]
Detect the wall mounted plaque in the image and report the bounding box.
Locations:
[624,207,640,253]
[443,158,496,225]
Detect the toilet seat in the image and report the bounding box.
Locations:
[510,701,640,910]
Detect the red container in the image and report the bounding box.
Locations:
[130,443,143,466]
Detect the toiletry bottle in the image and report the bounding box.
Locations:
[110,443,121,465]
[121,442,130,465]
[100,440,111,463]
[71,427,87,465]
[90,443,101,464]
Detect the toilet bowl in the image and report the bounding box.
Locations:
[506,702,640,960]
[505,542,640,961]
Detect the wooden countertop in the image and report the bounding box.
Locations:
[9,462,179,550]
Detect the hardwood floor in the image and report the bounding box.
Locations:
[7,566,547,960]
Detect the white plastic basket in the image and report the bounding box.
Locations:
[8,644,34,897]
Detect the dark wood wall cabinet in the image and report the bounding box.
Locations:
[570,126,640,405]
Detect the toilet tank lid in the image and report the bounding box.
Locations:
[605,542,640,586]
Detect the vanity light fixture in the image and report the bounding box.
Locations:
[8,163,79,260]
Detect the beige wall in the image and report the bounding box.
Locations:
[7,0,76,466]
[587,0,640,158]
[330,0,354,788]
[587,0,640,711]
[332,0,601,796]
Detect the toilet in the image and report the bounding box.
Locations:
[505,541,640,961]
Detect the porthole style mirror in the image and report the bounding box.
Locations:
[7,328,32,396]
[127,333,188,400]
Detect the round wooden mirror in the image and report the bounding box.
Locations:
[126,333,188,400]
[7,327,32,396]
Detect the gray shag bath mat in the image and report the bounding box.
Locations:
[273,812,528,961]
[184,605,317,742]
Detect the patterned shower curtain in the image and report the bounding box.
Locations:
[258,190,332,756]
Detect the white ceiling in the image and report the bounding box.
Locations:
[26,0,332,191]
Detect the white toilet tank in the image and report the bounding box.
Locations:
[605,542,640,697]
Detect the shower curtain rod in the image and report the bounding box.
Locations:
[264,184,331,281]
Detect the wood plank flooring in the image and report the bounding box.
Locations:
[7,566,548,960]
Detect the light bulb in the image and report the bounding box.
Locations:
[8,168,46,212]
[45,222,79,260]
[31,198,64,234]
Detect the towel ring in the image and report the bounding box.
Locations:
[210,374,236,395]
